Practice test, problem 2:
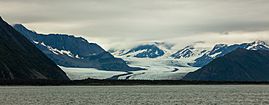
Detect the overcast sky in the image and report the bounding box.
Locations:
[1,0,269,49]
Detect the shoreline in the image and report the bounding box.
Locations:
[1,79,269,86]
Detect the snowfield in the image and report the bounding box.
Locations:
[61,41,269,80]
[60,57,199,80]
[61,66,126,80]
[117,57,199,80]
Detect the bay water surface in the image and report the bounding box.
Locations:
[0,85,268,105]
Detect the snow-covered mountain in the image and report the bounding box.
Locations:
[113,40,269,67]
[13,24,142,71]
[184,48,269,81]
[192,40,269,67]
[106,40,269,80]
[111,42,211,66]
[0,17,69,80]
[110,42,174,58]
[123,44,165,58]
[171,45,207,59]
[170,45,209,66]
[13,24,269,80]
[107,42,208,80]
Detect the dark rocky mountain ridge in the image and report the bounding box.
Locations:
[13,24,142,71]
[192,40,269,67]
[183,48,269,81]
[0,17,69,80]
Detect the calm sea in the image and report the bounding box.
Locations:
[0,85,268,105]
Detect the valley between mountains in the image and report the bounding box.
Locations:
[1,16,269,81]
[12,22,269,81]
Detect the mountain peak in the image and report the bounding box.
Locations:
[170,44,207,59]
[244,40,269,50]
[251,40,268,46]
[183,48,269,81]
[121,44,165,58]
[213,44,228,48]
[0,16,70,80]
[13,23,140,71]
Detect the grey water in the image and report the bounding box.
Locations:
[0,85,269,105]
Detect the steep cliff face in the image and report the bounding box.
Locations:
[183,48,269,81]
[13,24,141,71]
[0,17,69,80]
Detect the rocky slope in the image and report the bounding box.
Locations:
[13,24,141,71]
[112,41,269,67]
[192,41,269,67]
[0,17,69,80]
[183,48,269,81]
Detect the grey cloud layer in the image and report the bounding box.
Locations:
[1,0,269,48]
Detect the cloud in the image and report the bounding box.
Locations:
[106,31,269,50]
[1,0,269,49]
